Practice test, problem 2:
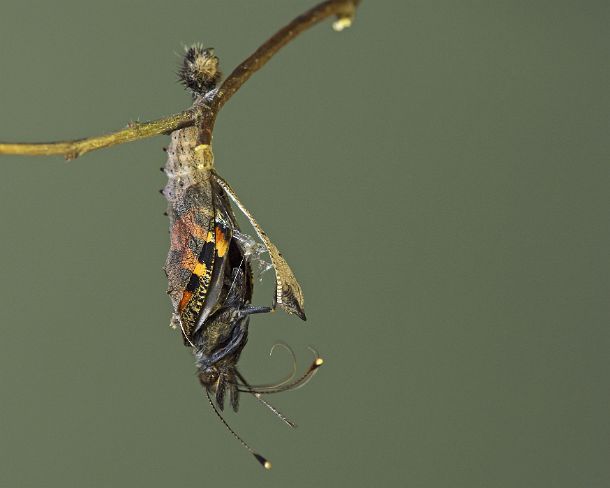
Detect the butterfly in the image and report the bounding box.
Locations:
[161,46,322,469]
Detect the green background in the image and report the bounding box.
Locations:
[0,1,608,487]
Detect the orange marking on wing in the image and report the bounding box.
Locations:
[179,248,197,272]
[170,211,208,251]
[178,290,193,313]
[193,261,207,277]
[215,226,229,257]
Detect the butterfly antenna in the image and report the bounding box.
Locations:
[267,342,298,388]
[240,347,324,395]
[241,342,298,390]
[205,389,271,470]
[235,370,297,428]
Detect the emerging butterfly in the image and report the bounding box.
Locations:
[162,46,323,469]
[0,0,361,471]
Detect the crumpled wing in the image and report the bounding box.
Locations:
[164,182,217,340]
[212,172,306,321]
[191,186,236,336]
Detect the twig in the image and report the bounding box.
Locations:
[0,111,198,160]
[0,0,361,160]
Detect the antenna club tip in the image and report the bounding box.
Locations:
[254,453,272,470]
[314,357,324,367]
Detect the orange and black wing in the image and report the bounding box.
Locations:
[164,182,217,341]
[190,186,235,336]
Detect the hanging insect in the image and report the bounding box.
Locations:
[163,48,323,469]
[0,0,361,470]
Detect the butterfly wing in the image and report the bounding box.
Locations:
[212,172,305,320]
[164,182,217,341]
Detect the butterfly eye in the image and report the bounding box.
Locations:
[198,367,219,387]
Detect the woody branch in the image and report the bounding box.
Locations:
[0,0,361,160]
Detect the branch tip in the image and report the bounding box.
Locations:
[0,0,362,159]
